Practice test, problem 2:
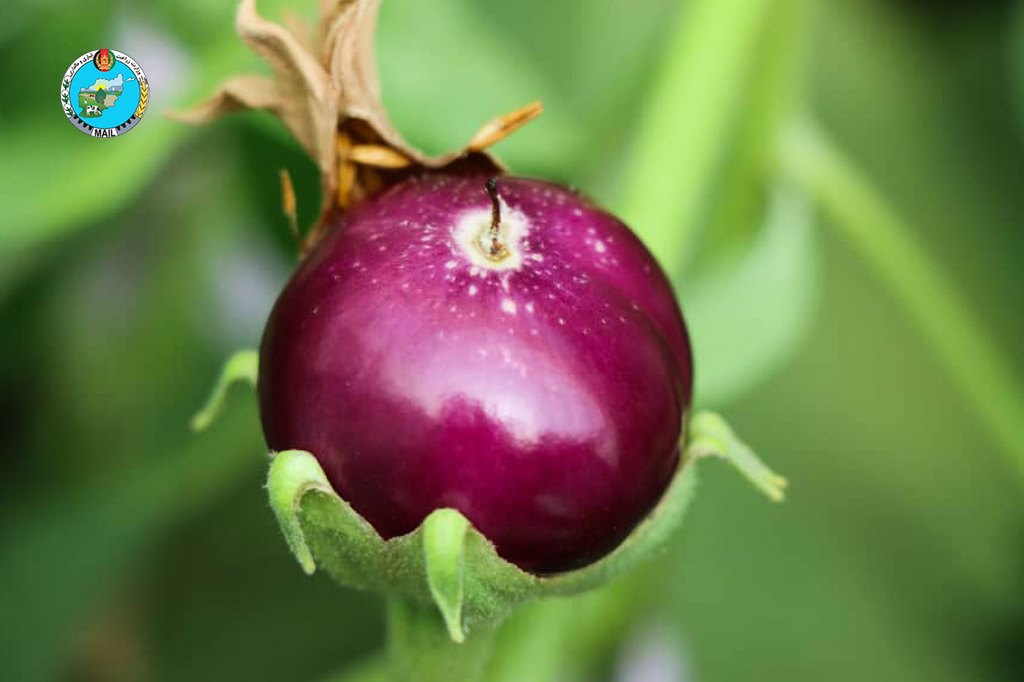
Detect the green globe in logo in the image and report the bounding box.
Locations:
[61,49,149,138]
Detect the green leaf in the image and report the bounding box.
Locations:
[0,119,185,258]
[686,188,818,407]
[377,0,580,174]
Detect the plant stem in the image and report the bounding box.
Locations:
[702,0,815,252]
[618,0,773,282]
[779,121,1024,486]
[386,599,495,682]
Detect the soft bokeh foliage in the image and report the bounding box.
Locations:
[1,1,1023,681]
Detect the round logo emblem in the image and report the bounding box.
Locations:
[61,49,149,138]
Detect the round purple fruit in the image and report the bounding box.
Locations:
[259,172,693,573]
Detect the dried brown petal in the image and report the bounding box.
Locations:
[175,0,542,255]
[169,74,285,124]
[468,101,545,152]
[348,144,412,169]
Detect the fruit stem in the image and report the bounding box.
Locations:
[485,177,508,260]
[386,598,495,682]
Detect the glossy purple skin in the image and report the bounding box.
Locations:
[259,173,693,573]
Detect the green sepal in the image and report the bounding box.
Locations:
[190,349,259,431]
[687,411,788,501]
[266,453,696,639]
[422,509,471,642]
[267,449,332,575]
[266,410,783,642]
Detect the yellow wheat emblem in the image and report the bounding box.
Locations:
[135,79,149,119]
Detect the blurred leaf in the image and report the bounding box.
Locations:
[0,126,282,681]
[612,0,820,411]
[462,0,681,193]
[0,121,185,276]
[0,404,261,682]
[780,121,1024,487]
[318,657,389,682]
[687,189,818,407]
[148,471,385,682]
[671,463,991,682]
[377,0,581,177]
[0,2,291,301]
[1012,1,1024,132]
[810,0,1024,322]
[23,142,271,481]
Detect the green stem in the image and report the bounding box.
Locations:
[702,0,815,252]
[618,0,773,281]
[386,599,495,682]
[779,121,1024,486]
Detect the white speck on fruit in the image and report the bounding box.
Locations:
[468,285,478,296]
[594,241,606,253]
[525,302,535,314]
[501,299,517,315]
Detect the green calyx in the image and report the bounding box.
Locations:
[196,351,786,654]
[266,446,695,643]
[265,415,783,645]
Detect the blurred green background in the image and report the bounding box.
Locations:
[2,0,1023,680]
